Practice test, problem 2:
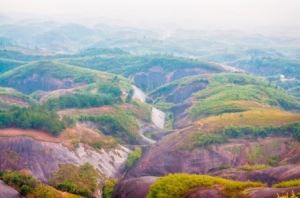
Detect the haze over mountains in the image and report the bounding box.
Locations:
[0,2,300,197]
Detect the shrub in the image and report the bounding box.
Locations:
[78,110,139,144]
[103,179,117,198]
[126,148,142,169]
[1,171,37,195]
[238,164,270,172]
[194,133,226,147]
[98,83,121,98]
[32,184,61,198]
[273,179,300,188]
[51,163,98,197]
[147,173,265,198]
[46,93,117,110]
[0,106,64,135]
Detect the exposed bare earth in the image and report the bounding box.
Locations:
[0,128,61,143]
[0,126,130,182]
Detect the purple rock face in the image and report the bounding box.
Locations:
[0,137,79,181]
[127,136,300,184]
[113,176,157,198]
[0,180,22,198]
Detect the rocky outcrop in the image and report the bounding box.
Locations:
[0,180,22,198]
[128,136,300,183]
[151,107,165,129]
[113,176,157,198]
[0,136,129,181]
[112,176,300,198]
[214,164,300,185]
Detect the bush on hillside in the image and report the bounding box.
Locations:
[50,163,98,197]
[78,111,139,144]
[0,106,65,135]
[46,93,118,110]
[1,171,37,196]
[126,147,142,169]
[98,83,122,98]
[147,173,264,198]
[103,179,117,198]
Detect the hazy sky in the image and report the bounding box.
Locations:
[1,0,300,32]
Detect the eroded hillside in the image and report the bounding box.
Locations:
[1,35,300,198]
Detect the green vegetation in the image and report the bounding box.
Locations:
[77,110,139,144]
[98,83,122,98]
[50,163,98,197]
[273,179,300,188]
[147,173,264,198]
[61,54,222,76]
[194,133,226,147]
[46,93,116,110]
[45,83,122,110]
[190,74,300,119]
[0,170,80,198]
[1,171,37,196]
[0,106,65,135]
[193,123,300,147]
[0,61,99,93]
[238,164,270,172]
[103,179,117,198]
[126,147,142,169]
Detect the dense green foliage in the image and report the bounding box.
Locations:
[45,93,116,110]
[0,170,80,198]
[126,147,142,169]
[98,83,122,98]
[147,173,264,198]
[273,179,300,188]
[0,106,65,135]
[50,163,98,197]
[102,179,117,198]
[78,110,139,144]
[194,133,226,147]
[194,123,300,147]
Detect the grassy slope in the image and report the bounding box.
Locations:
[190,73,300,118]
[60,53,223,76]
[150,73,300,116]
